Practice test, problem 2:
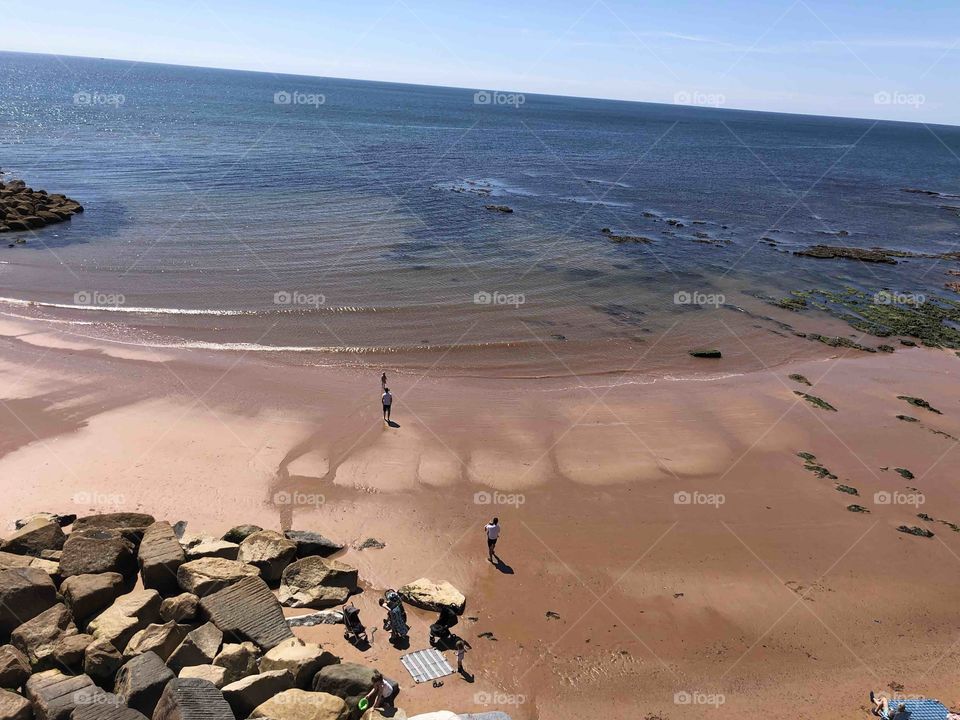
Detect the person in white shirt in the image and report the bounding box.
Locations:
[484,517,500,562]
[381,387,393,423]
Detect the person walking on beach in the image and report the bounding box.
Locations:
[381,372,387,390]
[484,517,500,562]
[382,387,393,423]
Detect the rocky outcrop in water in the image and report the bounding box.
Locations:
[0,179,83,234]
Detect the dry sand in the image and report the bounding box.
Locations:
[2,314,960,719]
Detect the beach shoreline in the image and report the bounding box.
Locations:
[2,311,960,718]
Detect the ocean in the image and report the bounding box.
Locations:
[1,51,958,377]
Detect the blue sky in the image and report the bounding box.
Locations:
[2,0,957,124]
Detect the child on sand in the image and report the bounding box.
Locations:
[455,638,472,674]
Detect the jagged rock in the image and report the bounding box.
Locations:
[24,670,100,720]
[211,643,258,684]
[261,639,338,689]
[14,514,73,531]
[71,693,148,720]
[286,612,342,628]
[352,539,384,552]
[11,604,78,671]
[311,663,375,700]
[0,554,32,571]
[152,678,234,720]
[184,542,238,562]
[83,639,124,687]
[220,527,262,545]
[0,689,32,720]
[176,560,259,597]
[237,533,296,584]
[397,579,465,613]
[39,552,61,563]
[166,624,222,675]
[50,633,93,673]
[0,568,59,638]
[159,595,198,624]
[59,532,137,583]
[61,575,125,625]
[249,690,348,720]
[86,591,162,653]
[278,558,357,610]
[282,533,343,559]
[137,523,185,595]
[0,644,31,689]
[2,519,66,557]
[123,623,190,662]
[198,576,292,651]
[221,670,293,718]
[72,515,155,539]
[113,652,173,717]
[177,665,227,689]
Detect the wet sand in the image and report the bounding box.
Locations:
[2,314,960,718]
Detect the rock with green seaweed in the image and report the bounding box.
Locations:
[894,468,915,480]
[835,484,858,495]
[895,415,918,423]
[847,505,870,513]
[794,391,837,411]
[897,396,942,414]
[917,513,934,522]
[788,373,812,386]
[897,525,934,538]
[796,452,838,480]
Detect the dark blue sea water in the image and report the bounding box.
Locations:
[1,51,958,375]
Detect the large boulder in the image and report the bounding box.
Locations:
[71,694,148,720]
[83,639,124,688]
[183,542,238,562]
[0,688,32,720]
[49,633,93,673]
[176,560,258,597]
[249,690,348,720]
[176,665,227,689]
[397,579,465,613]
[152,678,234,720]
[221,670,294,719]
[260,639,338,689]
[310,663,376,700]
[137,523,185,595]
[122,623,190,662]
[86,591,162,653]
[0,644,31,689]
[158,595,198,625]
[211,643,258,684]
[0,568,59,639]
[220,527,262,545]
[282,532,343,559]
[198,576,292,651]
[24,671,100,720]
[71,515,154,540]
[59,532,137,583]
[236,533,296,584]
[165,623,222,675]
[61,575,125,625]
[278,558,357,610]
[14,514,74,531]
[113,652,173,717]
[2,519,66,557]
[11,604,78,671]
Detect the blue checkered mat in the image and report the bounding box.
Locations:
[879,699,948,720]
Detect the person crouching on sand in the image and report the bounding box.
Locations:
[382,387,393,423]
[870,691,906,719]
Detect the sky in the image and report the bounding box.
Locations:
[1,0,957,124]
